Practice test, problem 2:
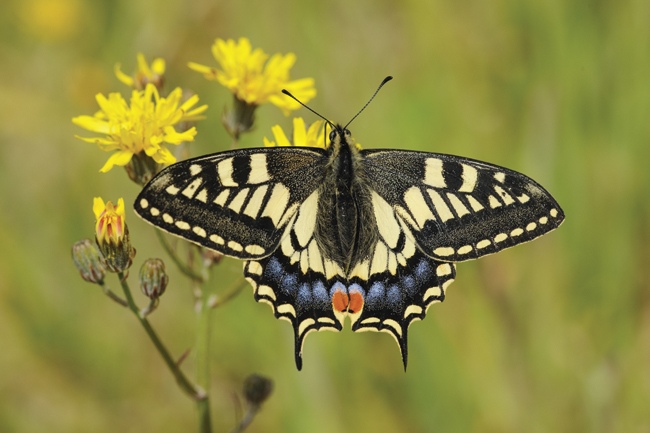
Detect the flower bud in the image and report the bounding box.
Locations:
[72,239,107,284]
[124,151,162,185]
[139,258,169,299]
[93,197,136,273]
[243,374,273,407]
[222,95,257,140]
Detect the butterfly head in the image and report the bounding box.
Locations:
[327,124,355,152]
[329,125,351,144]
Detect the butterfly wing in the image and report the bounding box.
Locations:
[360,150,565,262]
[346,188,457,369]
[134,147,328,259]
[243,183,352,370]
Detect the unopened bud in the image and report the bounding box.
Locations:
[139,258,169,299]
[222,95,257,140]
[72,239,107,284]
[124,152,161,185]
[243,374,273,407]
[93,197,136,273]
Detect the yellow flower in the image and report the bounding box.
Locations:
[115,53,166,90]
[93,197,135,273]
[263,118,361,149]
[73,84,208,172]
[189,37,316,115]
[93,197,126,247]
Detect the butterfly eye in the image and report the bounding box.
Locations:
[329,130,337,141]
[344,129,351,136]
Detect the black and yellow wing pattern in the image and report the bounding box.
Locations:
[134,127,564,370]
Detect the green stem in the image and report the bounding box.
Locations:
[195,280,213,432]
[98,280,128,307]
[154,228,204,281]
[117,272,203,400]
[139,297,159,317]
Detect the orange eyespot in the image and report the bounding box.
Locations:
[332,286,365,314]
[348,290,364,314]
[332,288,349,313]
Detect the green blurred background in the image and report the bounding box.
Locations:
[1,0,649,431]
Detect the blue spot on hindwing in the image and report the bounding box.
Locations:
[414,259,432,284]
[387,284,403,307]
[312,280,329,308]
[264,257,284,285]
[367,281,386,309]
[348,283,365,297]
[401,275,416,296]
[330,281,346,297]
[296,283,312,314]
[280,273,298,295]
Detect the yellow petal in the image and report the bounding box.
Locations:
[136,53,152,76]
[179,94,200,111]
[72,115,111,134]
[99,150,134,172]
[292,118,307,147]
[263,137,275,147]
[306,120,323,141]
[271,124,291,147]
[152,58,165,75]
[188,62,214,75]
[183,104,208,121]
[306,120,328,148]
[116,197,126,217]
[163,126,196,144]
[150,146,177,165]
[74,135,118,147]
[93,197,106,219]
[114,63,134,86]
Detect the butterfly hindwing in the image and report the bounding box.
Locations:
[134,147,328,258]
[243,188,347,370]
[244,253,344,371]
[335,186,455,368]
[361,150,565,262]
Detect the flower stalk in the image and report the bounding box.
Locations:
[117,271,204,401]
[154,228,205,281]
[195,279,214,432]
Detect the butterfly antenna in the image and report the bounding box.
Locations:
[344,76,393,129]
[282,89,334,129]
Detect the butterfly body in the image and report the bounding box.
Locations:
[134,123,564,370]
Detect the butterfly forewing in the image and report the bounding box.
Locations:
[360,150,565,262]
[134,147,328,259]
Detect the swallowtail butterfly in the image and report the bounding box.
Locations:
[134,78,564,370]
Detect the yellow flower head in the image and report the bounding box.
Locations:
[264,118,361,149]
[93,197,126,247]
[115,53,166,90]
[73,84,208,172]
[189,38,316,115]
